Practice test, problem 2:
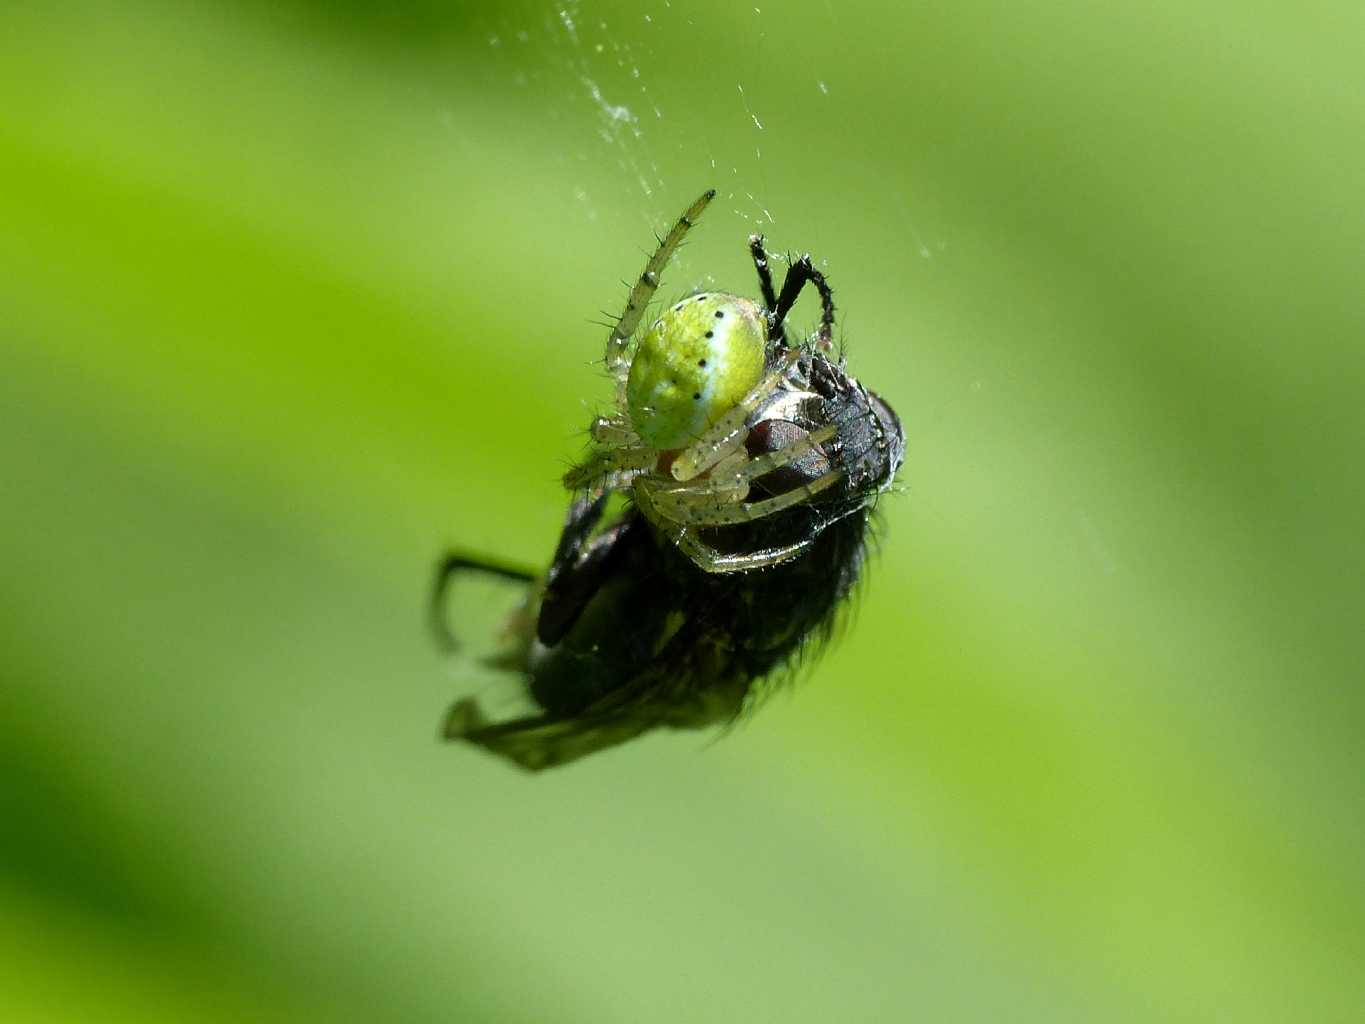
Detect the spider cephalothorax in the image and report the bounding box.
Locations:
[432,190,905,769]
[564,189,904,573]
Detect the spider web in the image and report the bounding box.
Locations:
[469,1,847,250]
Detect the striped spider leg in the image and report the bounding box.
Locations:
[634,423,845,573]
[642,423,839,516]
[562,445,657,494]
[668,349,803,482]
[635,483,821,573]
[604,189,716,406]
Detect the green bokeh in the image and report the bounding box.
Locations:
[3,1,1363,1020]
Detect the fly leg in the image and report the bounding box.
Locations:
[771,254,836,353]
[429,552,538,653]
[536,493,633,646]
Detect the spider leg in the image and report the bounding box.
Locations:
[644,469,845,527]
[748,234,778,312]
[708,423,837,490]
[589,415,639,446]
[637,459,750,541]
[430,552,538,653]
[636,484,817,572]
[563,445,657,491]
[642,424,838,513]
[675,528,817,573]
[771,254,836,352]
[605,190,717,396]
[670,349,801,482]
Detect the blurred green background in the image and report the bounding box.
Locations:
[3,0,1363,1020]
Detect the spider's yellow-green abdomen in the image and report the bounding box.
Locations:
[626,293,766,451]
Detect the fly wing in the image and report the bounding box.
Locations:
[442,696,662,772]
[443,631,751,771]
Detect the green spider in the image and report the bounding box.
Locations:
[432,190,904,768]
[565,189,879,572]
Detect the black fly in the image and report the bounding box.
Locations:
[432,191,904,770]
